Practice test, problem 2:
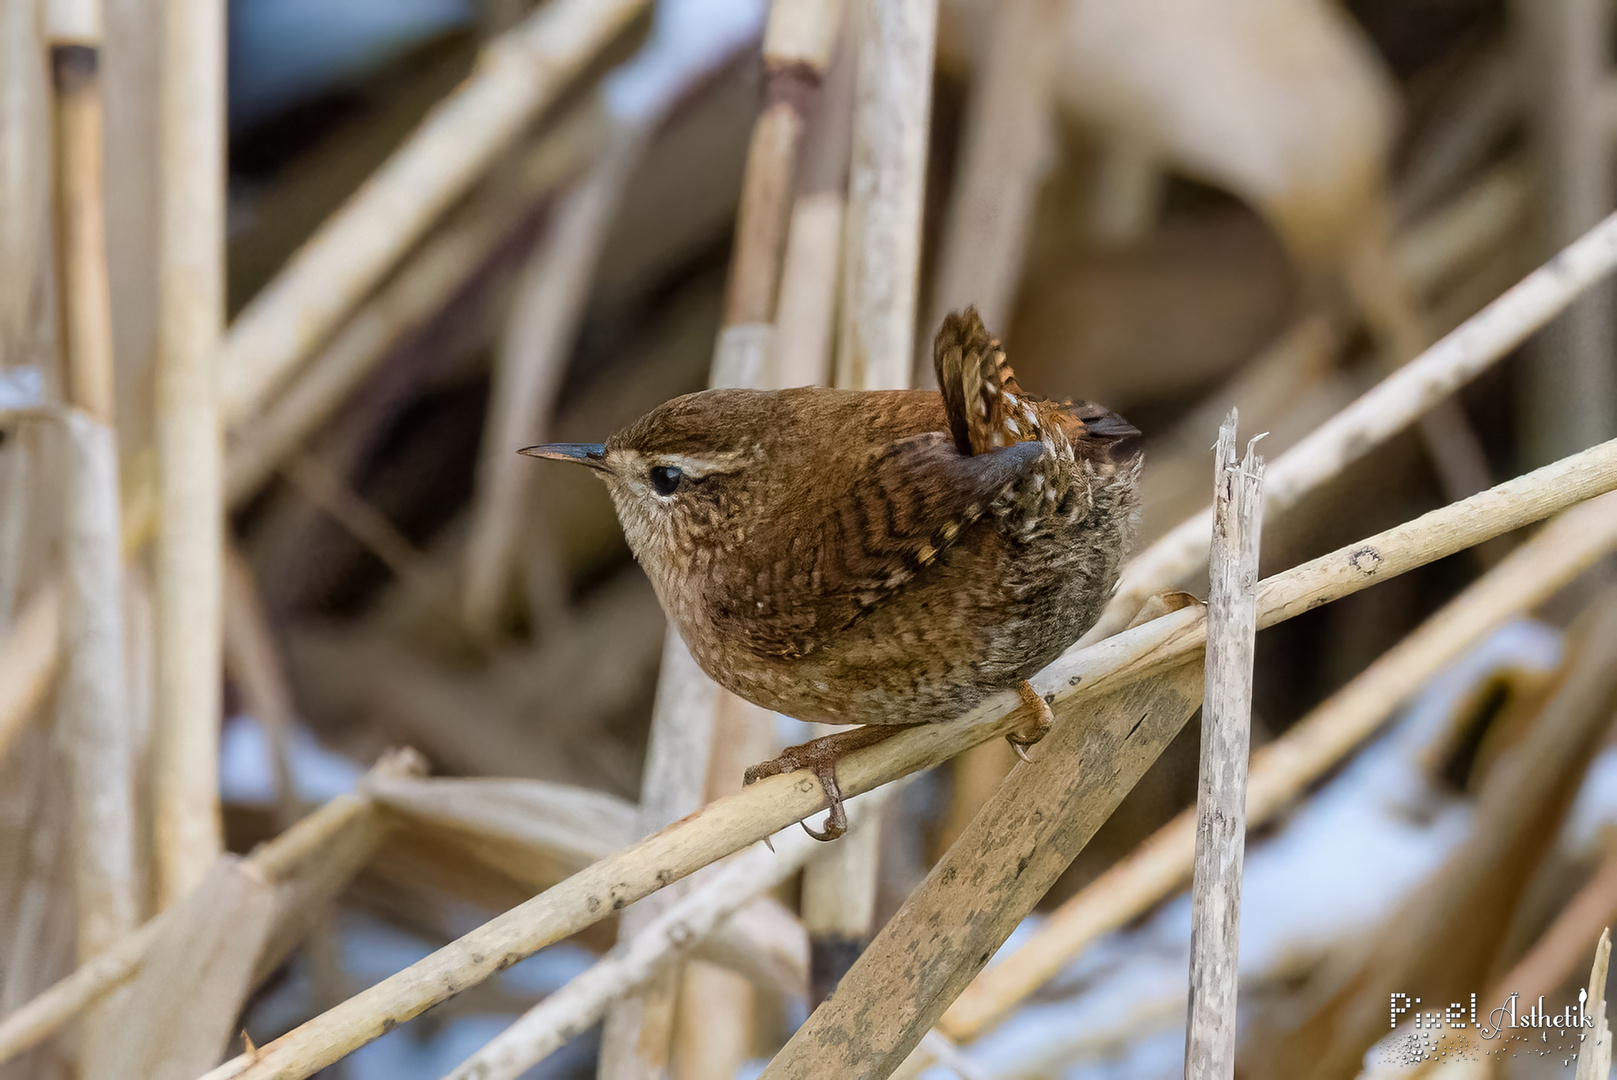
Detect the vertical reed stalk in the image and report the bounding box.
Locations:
[1184,416,1264,1080]
[773,14,856,388]
[712,0,843,385]
[151,0,225,908]
[799,0,934,1001]
[46,0,136,985]
[58,411,135,962]
[597,637,720,1080]
[834,0,936,391]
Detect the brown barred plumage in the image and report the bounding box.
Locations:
[522,308,1143,837]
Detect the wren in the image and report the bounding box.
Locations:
[522,308,1143,839]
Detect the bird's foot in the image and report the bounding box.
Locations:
[744,725,914,842]
[1005,680,1055,763]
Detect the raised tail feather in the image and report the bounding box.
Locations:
[933,307,1026,457]
[933,308,1142,463]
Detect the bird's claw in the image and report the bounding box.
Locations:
[743,725,913,843]
[1005,680,1055,762]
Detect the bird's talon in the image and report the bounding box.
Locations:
[1007,679,1055,761]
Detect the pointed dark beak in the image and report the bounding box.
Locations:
[518,443,609,471]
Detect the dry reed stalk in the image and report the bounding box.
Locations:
[942,484,1617,1042]
[919,0,1062,382]
[221,548,299,826]
[773,13,856,388]
[1515,0,1617,465]
[699,897,809,999]
[600,7,852,1046]
[1084,207,1617,645]
[674,962,753,1080]
[210,439,1617,1080]
[0,585,59,765]
[669,690,777,1074]
[798,0,919,990]
[366,775,638,879]
[0,749,426,1063]
[436,800,876,1080]
[1347,212,1496,508]
[0,0,50,366]
[1575,929,1611,1079]
[461,123,645,638]
[1184,418,1263,1080]
[81,857,276,1080]
[57,410,135,970]
[757,663,1208,1079]
[219,215,505,505]
[196,103,601,510]
[598,635,721,1080]
[151,0,226,907]
[46,0,133,1002]
[712,0,843,383]
[214,0,648,424]
[834,0,936,391]
[800,796,880,1003]
[47,0,115,423]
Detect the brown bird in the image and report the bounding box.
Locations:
[522,308,1143,839]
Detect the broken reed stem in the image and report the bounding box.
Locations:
[0,749,426,1063]
[461,121,644,638]
[834,0,936,391]
[0,584,60,764]
[712,0,842,384]
[1184,417,1263,1080]
[438,797,877,1080]
[1575,928,1612,1080]
[1085,205,1617,645]
[941,484,1617,1043]
[152,0,226,908]
[919,0,1062,384]
[214,0,647,424]
[212,438,1617,1080]
[57,410,136,965]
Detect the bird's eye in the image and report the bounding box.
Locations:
[649,465,683,496]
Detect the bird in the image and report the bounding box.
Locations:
[522,308,1143,839]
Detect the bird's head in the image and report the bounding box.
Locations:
[521,389,789,600]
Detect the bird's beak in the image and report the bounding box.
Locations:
[518,443,609,472]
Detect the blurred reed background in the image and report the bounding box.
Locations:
[2,0,1617,1077]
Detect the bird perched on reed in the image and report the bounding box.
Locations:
[523,308,1143,838]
